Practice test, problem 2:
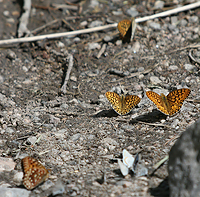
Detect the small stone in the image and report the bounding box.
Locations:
[171,119,179,128]
[6,50,16,60]
[180,19,187,26]
[22,66,28,72]
[27,136,37,145]
[150,76,161,84]
[168,65,178,70]
[70,133,81,141]
[52,180,65,196]
[13,171,23,184]
[171,16,178,25]
[148,22,161,30]
[3,10,9,17]
[87,43,101,50]
[103,35,113,42]
[6,18,15,23]
[0,75,4,83]
[73,37,81,43]
[184,64,195,71]
[57,41,65,48]
[0,157,16,172]
[154,1,164,9]
[5,127,14,133]
[0,188,30,197]
[80,21,87,27]
[188,16,198,23]
[132,41,140,52]
[116,40,122,45]
[88,20,103,28]
[126,7,139,17]
[112,10,123,15]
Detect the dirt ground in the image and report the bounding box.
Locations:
[0,0,200,196]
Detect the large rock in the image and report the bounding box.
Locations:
[168,119,200,197]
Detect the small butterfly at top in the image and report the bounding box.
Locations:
[105,91,141,115]
[22,156,50,190]
[117,18,136,42]
[146,88,191,116]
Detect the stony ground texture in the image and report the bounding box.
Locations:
[0,0,200,196]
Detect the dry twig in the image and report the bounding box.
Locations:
[60,54,74,94]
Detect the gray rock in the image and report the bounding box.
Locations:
[88,20,103,28]
[70,133,81,141]
[168,65,178,70]
[0,75,4,83]
[52,180,65,196]
[171,16,178,25]
[184,64,195,71]
[6,50,16,60]
[126,7,139,17]
[189,16,198,23]
[13,171,23,184]
[180,19,187,26]
[148,22,161,30]
[5,127,14,134]
[168,119,200,197]
[0,157,16,172]
[87,43,101,50]
[150,76,161,84]
[154,1,164,9]
[112,11,123,16]
[27,136,37,145]
[0,188,30,197]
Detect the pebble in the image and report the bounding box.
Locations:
[148,22,161,30]
[112,10,123,16]
[6,50,16,60]
[132,41,140,52]
[87,43,101,50]
[0,157,16,172]
[73,37,81,43]
[180,19,187,26]
[40,180,54,191]
[13,171,23,184]
[168,65,178,70]
[52,180,66,196]
[171,16,178,25]
[150,76,161,84]
[80,21,87,27]
[104,35,113,42]
[5,127,14,134]
[184,64,195,71]
[57,41,65,48]
[88,20,103,28]
[6,18,15,23]
[171,119,179,128]
[27,136,37,145]
[188,16,198,23]
[154,1,164,9]
[126,7,139,17]
[0,75,4,83]
[70,133,81,141]
[0,188,30,197]
[3,10,9,17]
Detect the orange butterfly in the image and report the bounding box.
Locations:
[105,92,141,115]
[146,88,191,116]
[22,156,50,190]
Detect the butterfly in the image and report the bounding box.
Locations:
[118,149,139,176]
[105,92,141,115]
[146,88,191,116]
[117,18,136,42]
[22,156,50,190]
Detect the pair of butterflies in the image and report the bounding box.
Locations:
[105,88,191,116]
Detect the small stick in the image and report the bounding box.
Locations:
[96,43,107,59]
[0,2,200,45]
[60,54,74,94]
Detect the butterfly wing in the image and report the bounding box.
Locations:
[105,92,122,115]
[167,88,191,116]
[146,91,169,115]
[117,19,131,38]
[122,95,141,115]
[22,156,49,190]
[118,159,129,176]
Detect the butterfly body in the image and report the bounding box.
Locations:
[105,92,141,115]
[146,88,191,116]
[22,156,50,190]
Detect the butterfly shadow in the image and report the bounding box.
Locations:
[92,109,119,118]
[129,109,167,124]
